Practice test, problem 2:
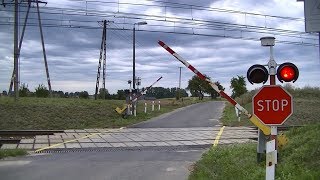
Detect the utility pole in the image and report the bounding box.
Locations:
[13,0,19,100]
[7,0,49,99]
[95,20,113,100]
[9,1,31,96]
[178,67,182,100]
[95,20,106,100]
[132,21,147,112]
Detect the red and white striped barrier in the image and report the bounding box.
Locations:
[130,76,163,104]
[158,40,249,116]
[157,40,272,135]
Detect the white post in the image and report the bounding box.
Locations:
[134,104,136,116]
[127,104,131,115]
[158,101,161,111]
[235,107,241,122]
[144,102,147,113]
[266,126,277,180]
[152,101,155,111]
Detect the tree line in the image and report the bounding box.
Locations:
[0,83,189,100]
[1,75,247,100]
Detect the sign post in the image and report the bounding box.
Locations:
[254,37,293,180]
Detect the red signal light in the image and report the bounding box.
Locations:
[277,62,299,83]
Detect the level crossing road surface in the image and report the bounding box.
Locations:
[0,101,257,180]
[131,101,225,128]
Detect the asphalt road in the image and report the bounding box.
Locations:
[0,149,205,180]
[131,101,225,128]
[0,101,225,180]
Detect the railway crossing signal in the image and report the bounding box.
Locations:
[247,62,299,84]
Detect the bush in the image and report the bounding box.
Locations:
[19,83,30,97]
[79,91,89,99]
[35,84,49,98]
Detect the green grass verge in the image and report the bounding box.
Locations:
[0,149,28,159]
[0,97,211,130]
[189,124,320,180]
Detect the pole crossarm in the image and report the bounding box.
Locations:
[158,40,271,135]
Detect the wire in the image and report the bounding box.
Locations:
[1,22,317,47]
[0,4,314,37]
[66,0,305,21]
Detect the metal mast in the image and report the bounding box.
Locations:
[95,20,109,100]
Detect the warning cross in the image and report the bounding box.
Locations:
[253,85,293,125]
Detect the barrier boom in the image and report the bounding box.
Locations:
[130,76,163,104]
[158,40,270,135]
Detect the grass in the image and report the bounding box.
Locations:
[189,124,320,180]
[0,149,28,159]
[189,86,320,180]
[0,96,211,130]
[221,87,320,127]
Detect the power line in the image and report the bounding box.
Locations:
[1,22,317,47]
[0,5,314,37]
[65,0,305,21]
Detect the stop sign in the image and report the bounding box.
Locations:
[253,85,293,125]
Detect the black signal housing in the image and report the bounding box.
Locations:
[247,64,269,84]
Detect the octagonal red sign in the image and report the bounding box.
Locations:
[253,85,293,125]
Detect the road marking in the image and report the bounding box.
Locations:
[34,132,102,153]
[213,126,225,147]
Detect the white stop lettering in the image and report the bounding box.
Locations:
[257,99,288,111]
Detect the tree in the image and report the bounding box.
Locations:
[230,75,248,98]
[187,75,224,100]
[98,88,110,99]
[2,90,8,96]
[79,91,89,99]
[206,81,224,99]
[187,75,205,99]
[64,92,69,98]
[116,90,126,100]
[19,83,30,97]
[35,84,49,98]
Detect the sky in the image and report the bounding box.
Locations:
[0,0,319,95]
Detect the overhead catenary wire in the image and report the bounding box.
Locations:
[0,22,318,47]
[0,4,315,38]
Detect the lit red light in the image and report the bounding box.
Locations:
[280,66,295,81]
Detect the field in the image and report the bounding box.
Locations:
[0,97,211,130]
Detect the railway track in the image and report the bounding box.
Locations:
[0,130,64,145]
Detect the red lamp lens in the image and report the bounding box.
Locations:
[280,66,295,81]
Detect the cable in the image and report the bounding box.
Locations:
[1,22,317,47]
[0,5,314,37]
[66,0,305,21]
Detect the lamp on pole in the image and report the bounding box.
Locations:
[133,21,147,90]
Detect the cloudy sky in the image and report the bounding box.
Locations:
[0,0,319,95]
